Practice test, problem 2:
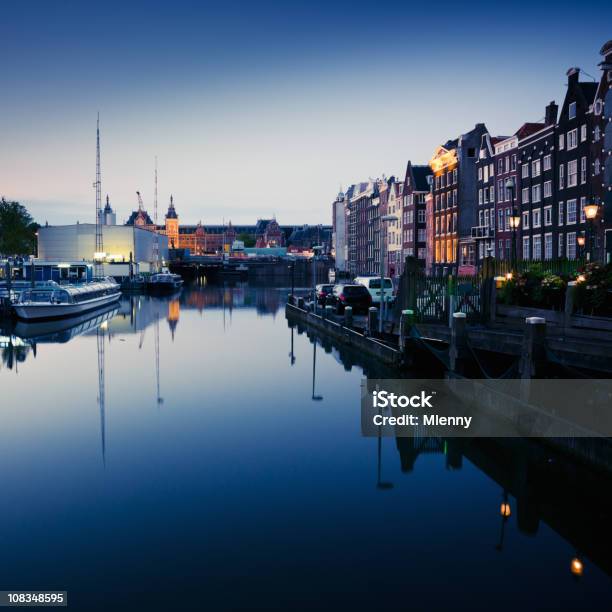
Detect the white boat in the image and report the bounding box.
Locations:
[147,272,184,294]
[13,278,121,320]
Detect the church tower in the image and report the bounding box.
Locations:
[165,195,179,249]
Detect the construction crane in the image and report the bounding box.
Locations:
[136,190,144,211]
[93,114,103,277]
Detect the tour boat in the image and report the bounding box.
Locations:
[13,278,121,320]
[147,272,184,294]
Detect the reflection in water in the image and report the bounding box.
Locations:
[0,284,609,609]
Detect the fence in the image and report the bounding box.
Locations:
[493,257,585,277]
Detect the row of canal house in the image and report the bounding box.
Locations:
[333,40,612,278]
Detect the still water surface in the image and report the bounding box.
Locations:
[0,285,610,610]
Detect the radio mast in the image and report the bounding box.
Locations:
[153,156,159,272]
[94,114,103,277]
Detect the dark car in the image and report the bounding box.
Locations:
[325,284,372,314]
[315,284,335,305]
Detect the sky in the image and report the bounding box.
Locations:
[1,0,611,226]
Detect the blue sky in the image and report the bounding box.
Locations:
[1,1,610,225]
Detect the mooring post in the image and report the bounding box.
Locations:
[564,281,576,331]
[449,311,468,374]
[344,306,353,329]
[519,317,547,379]
[297,296,305,310]
[367,306,378,336]
[399,309,415,352]
[324,305,333,320]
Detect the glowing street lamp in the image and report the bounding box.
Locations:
[570,556,584,578]
[584,202,600,262]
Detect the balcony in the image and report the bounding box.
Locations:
[471,226,495,239]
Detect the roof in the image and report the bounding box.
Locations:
[411,165,433,191]
[515,122,545,139]
[125,209,154,226]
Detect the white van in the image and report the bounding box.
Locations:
[354,276,394,306]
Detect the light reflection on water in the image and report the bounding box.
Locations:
[0,284,610,611]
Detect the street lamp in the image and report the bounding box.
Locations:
[312,245,323,314]
[577,233,586,259]
[506,178,519,273]
[584,202,600,262]
[379,214,396,334]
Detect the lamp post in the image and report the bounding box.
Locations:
[496,490,512,552]
[506,178,520,274]
[379,214,396,333]
[312,245,323,314]
[584,202,600,262]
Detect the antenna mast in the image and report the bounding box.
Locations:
[94,114,103,277]
[153,157,160,273]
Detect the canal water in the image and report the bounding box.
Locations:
[0,284,610,610]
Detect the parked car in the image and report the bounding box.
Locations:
[315,283,335,306]
[326,284,372,314]
[354,276,395,306]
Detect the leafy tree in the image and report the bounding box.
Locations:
[237,232,256,248]
[0,198,39,255]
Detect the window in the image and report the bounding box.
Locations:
[544,181,552,198]
[522,236,530,260]
[505,208,511,231]
[558,233,564,258]
[567,129,578,150]
[567,160,577,187]
[594,126,601,141]
[483,165,489,181]
[544,206,552,226]
[478,167,482,181]
[452,169,457,184]
[532,159,541,177]
[497,180,504,202]
[418,228,426,243]
[521,163,529,179]
[478,189,483,205]
[505,156,510,173]
[567,232,576,260]
[580,156,587,184]
[595,158,601,175]
[506,239,511,260]
[580,124,587,142]
[532,208,541,228]
[521,187,529,204]
[497,158,503,174]
[499,240,504,259]
[490,208,495,229]
[532,184,541,203]
[489,163,494,177]
[559,164,565,189]
[479,210,484,226]
[417,209,425,224]
[558,202,564,226]
[543,154,552,171]
[580,197,586,223]
[511,154,517,171]
[567,199,577,224]
[532,235,542,260]
[545,233,552,260]
[484,188,489,203]
[559,134,565,150]
[498,209,504,231]
[569,101,576,119]
[522,211,530,229]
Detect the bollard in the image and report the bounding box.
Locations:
[297,297,305,310]
[519,317,547,379]
[564,282,576,330]
[323,305,333,320]
[449,312,468,374]
[287,293,294,306]
[399,309,415,352]
[367,307,378,336]
[344,306,353,328]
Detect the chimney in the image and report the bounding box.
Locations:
[566,67,580,85]
[545,101,558,126]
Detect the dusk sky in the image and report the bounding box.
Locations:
[1,1,610,226]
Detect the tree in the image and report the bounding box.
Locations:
[0,198,39,256]
[237,232,256,248]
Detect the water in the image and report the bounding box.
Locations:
[0,284,610,610]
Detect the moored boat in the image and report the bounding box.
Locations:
[147,272,184,294]
[13,278,121,320]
